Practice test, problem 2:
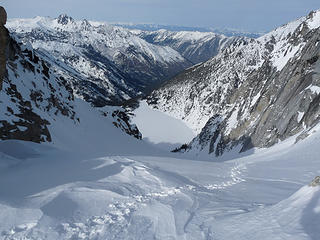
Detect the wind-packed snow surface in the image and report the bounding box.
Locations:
[0,117,320,239]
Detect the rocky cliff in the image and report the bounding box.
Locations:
[0,34,76,142]
[148,10,320,157]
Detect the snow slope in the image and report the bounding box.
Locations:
[0,116,320,239]
[1,10,320,240]
[132,100,196,150]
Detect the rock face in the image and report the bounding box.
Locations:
[0,6,8,91]
[0,35,76,143]
[148,10,320,157]
[0,7,7,25]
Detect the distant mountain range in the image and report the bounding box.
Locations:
[7,15,253,106]
[7,15,192,106]
[112,23,264,38]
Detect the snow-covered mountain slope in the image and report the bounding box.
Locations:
[0,107,320,239]
[0,26,142,144]
[209,28,263,38]
[132,100,196,151]
[6,15,191,106]
[0,31,76,143]
[147,10,320,156]
[135,29,243,64]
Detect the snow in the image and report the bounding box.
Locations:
[297,111,305,122]
[225,107,239,135]
[250,91,261,108]
[308,10,320,30]
[1,9,320,240]
[271,43,304,71]
[1,104,320,239]
[6,16,185,65]
[150,30,221,43]
[132,100,196,150]
[306,85,320,95]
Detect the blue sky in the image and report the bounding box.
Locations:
[1,0,320,32]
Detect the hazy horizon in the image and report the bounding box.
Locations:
[1,0,320,32]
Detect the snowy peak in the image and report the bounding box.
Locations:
[57,14,74,25]
[258,10,320,44]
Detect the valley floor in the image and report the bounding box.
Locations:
[0,127,320,239]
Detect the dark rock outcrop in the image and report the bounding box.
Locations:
[0,6,8,91]
[309,176,320,187]
[0,7,7,25]
[110,109,142,140]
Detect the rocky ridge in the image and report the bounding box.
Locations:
[7,15,192,106]
[148,10,320,157]
[136,29,244,64]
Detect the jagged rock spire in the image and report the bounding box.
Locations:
[57,14,74,25]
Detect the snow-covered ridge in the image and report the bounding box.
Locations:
[148,9,320,156]
[7,15,183,63]
[135,28,244,64]
[112,22,263,38]
[7,15,191,105]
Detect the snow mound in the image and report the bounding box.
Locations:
[214,183,320,240]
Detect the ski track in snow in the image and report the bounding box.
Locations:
[0,150,250,240]
[1,133,320,240]
[1,104,320,239]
